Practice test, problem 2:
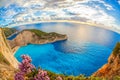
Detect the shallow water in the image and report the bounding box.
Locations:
[14,22,120,76]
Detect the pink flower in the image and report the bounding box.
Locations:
[15,55,50,80]
[14,72,24,80]
[19,55,35,73]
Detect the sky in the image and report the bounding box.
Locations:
[0,0,120,29]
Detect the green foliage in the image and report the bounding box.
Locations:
[114,76,120,80]
[89,76,104,80]
[47,70,109,80]
[25,29,47,37]
[113,42,120,56]
[64,76,76,80]
[2,27,17,37]
[26,68,38,79]
[24,29,65,39]
[0,52,10,65]
[47,70,62,80]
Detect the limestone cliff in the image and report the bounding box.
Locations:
[93,42,120,80]
[0,28,18,68]
[8,29,67,49]
[0,64,16,80]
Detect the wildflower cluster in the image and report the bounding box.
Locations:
[19,55,34,73]
[14,55,50,80]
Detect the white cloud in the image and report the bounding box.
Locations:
[66,0,73,2]
[0,0,118,28]
[95,0,114,10]
[118,0,120,5]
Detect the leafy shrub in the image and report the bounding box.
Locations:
[113,42,120,56]
[25,29,47,37]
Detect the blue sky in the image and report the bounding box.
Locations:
[0,0,120,29]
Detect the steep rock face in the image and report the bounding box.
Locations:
[8,30,67,49]
[93,43,120,80]
[0,28,18,68]
[0,64,15,80]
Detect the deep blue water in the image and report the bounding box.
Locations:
[7,33,18,40]
[14,22,120,76]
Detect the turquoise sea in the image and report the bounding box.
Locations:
[14,22,120,76]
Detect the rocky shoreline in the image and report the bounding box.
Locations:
[12,46,20,55]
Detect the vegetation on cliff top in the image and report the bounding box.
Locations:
[2,27,17,37]
[0,52,10,65]
[24,29,66,37]
[24,29,47,37]
[113,42,120,56]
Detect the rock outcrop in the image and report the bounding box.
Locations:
[93,42,120,80]
[0,28,18,68]
[0,64,16,80]
[8,29,67,49]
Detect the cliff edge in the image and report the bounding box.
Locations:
[93,42,120,80]
[0,28,18,68]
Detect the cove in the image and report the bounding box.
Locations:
[14,22,120,76]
